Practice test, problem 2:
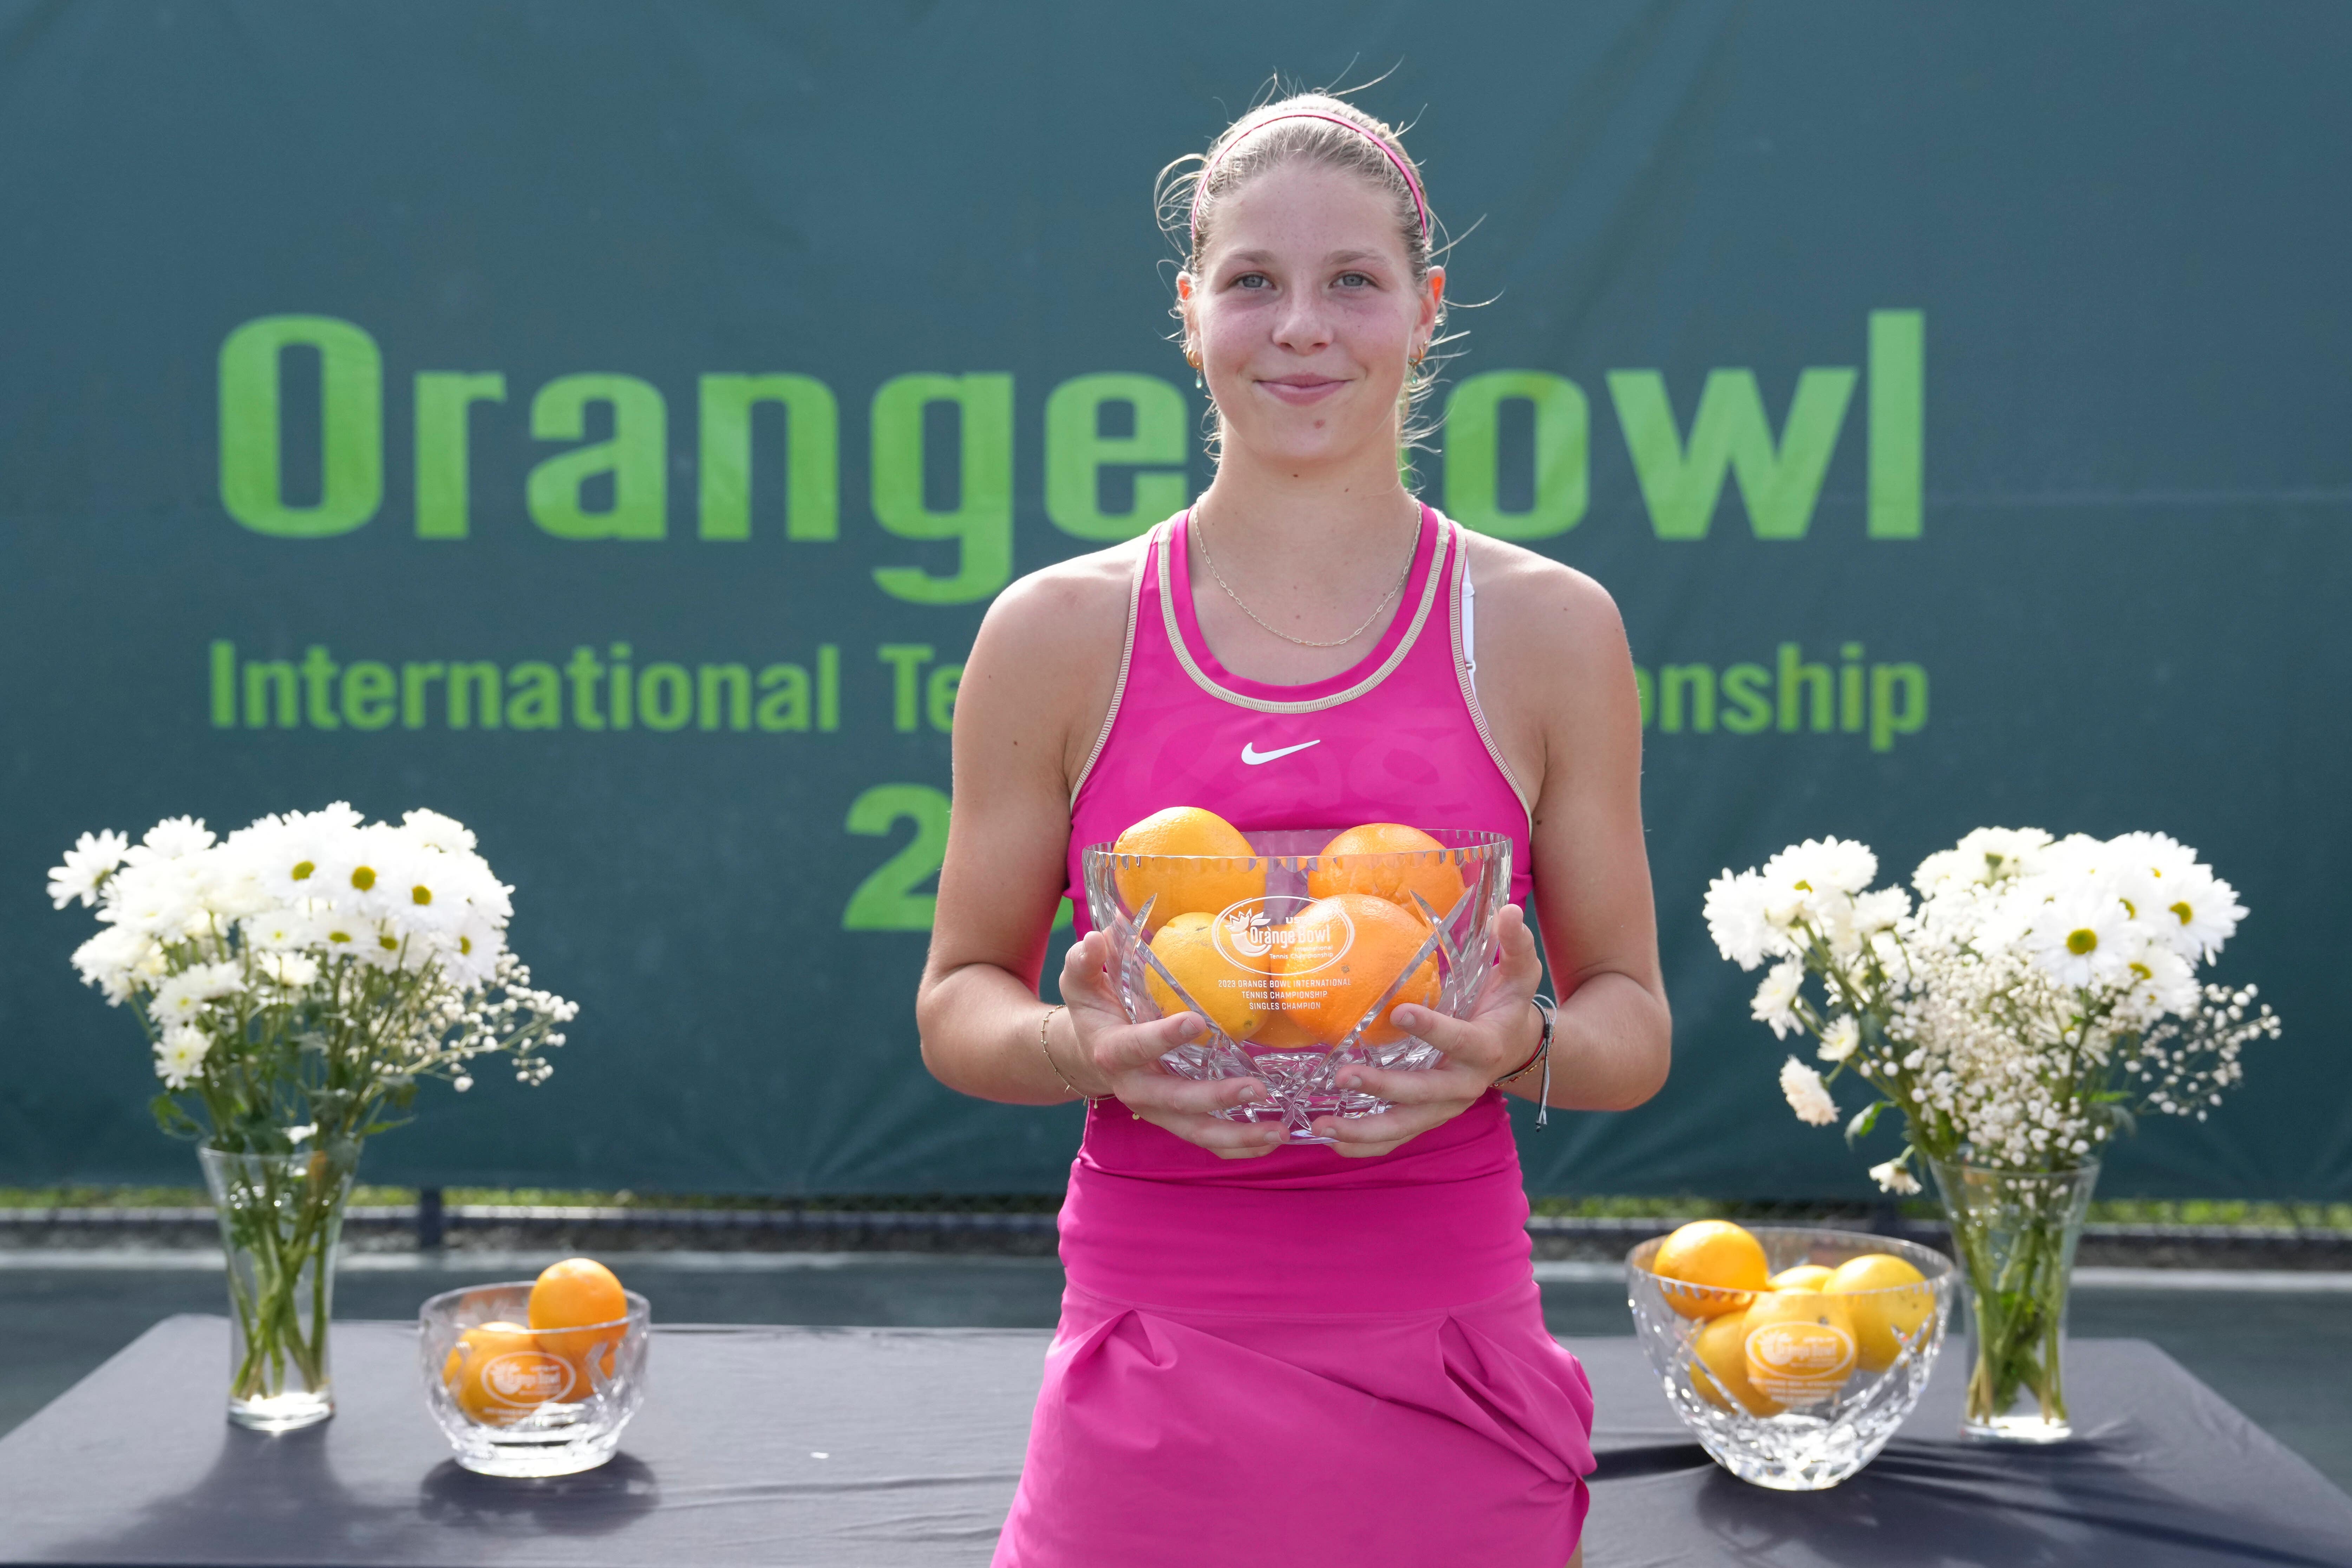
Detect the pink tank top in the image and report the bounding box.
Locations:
[1058,504,1541,1316]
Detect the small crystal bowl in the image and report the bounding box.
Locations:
[1626,1226,1955,1490]
[418,1282,650,1477]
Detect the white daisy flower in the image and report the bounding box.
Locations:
[243,803,366,907]
[1853,887,1910,934]
[2025,888,2136,989]
[47,830,131,909]
[1704,870,1780,970]
[1818,1014,1861,1063]
[1751,961,1805,1039]
[2152,868,2244,963]
[256,951,320,988]
[381,846,469,935]
[400,808,477,854]
[1764,836,1880,899]
[444,915,507,988]
[72,925,159,1005]
[150,961,244,1026]
[98,860,208,939]
[155,1024,212,1089]
[1869,1156,1922,1195]
[126,817,216,865]
[1914,827,2052,893]
[1780,1057,1840,1126]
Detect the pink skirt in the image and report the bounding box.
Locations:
[992,1275,1594,1566]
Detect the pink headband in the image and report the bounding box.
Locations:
[1189,111,1430,249]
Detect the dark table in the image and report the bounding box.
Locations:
[3,1316,2347,1566]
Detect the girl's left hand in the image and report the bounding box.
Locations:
[1306,902,1546,1157]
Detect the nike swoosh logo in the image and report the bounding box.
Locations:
[1241,740,1321,765]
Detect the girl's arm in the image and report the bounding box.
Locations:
[916,554,1287,1155]
[1310,550,1669,1151]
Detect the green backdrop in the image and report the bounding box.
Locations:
[4,1,2346,1198]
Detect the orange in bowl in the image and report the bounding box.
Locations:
[1308,823,1466,919]
[1273,892,1440,1048]
[529,1257,628,1385]
[442,1320,578,1426]
[1112,807,1265,934]
[1144,910,1271,1041]
[1652,1220,1770,1320]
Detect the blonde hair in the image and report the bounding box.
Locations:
[1156,91,1456,460]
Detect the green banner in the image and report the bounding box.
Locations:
[3,1,2345,1198]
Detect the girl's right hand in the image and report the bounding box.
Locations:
[1058,931,1289,1159]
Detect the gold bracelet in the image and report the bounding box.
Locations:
[1037,1005,1098,1103]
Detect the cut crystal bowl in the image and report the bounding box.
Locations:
[1626,1226,1956,1490]
[1082,827,1511,1141]
[419,1281,650,1477]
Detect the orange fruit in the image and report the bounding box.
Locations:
[442,1321,578,1426]
[528,1257,628,1376]
[1308,823,1466,919]
[1112,807,1264,934]
[1689,1309,1782,1416]
[1244,1011,1323,1052]
[1768,1263,1835,1292]
[1272,893,1440,1048]
[1144,911,1271,1041]
[1827,1253,1934,1371]
[1742,1289,1858,1404]
[1652,1221,1770,1319]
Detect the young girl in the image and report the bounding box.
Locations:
[919,92,1671,1567]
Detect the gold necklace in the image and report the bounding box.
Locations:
[1194,499,1421,649]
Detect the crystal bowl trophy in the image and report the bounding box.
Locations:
[1082,827,1511,1141]
[1625,1227,1957,1490]
[419,1282,651,1477]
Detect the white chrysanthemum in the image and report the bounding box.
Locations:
[155,1024,212,1089]
[378,845,473,935]
[240,905,321,951]
[72,925,160,1005]
[48,830,131,910]
[256,951,321,988]
[98,860,209,939]
[1704,870,1782,970]
[1751,961,1805,1039]
[314,912,372,958]
[1869,1157,1921,1195]
[1819,1014,1861,1063]
[1765,837,1880,899]
[443,915,507,988]
[1853,887,1910,935]
[2150,867,2243,963]
[243,803,367,907]
[150,961,244,1026]
[2117,945,2201,1030]
[1914,827,2053,893]
[1780,1057,1839,1125]
[2025,888,2137,990]
[125,816,216,865]
[400,808,477,854]
[329,822,416,920]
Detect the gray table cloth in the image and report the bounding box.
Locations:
[2,1315,2346,1566]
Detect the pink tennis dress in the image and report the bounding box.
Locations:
[991,507,1596,1567]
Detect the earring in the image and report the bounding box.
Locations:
[1185,346,1204,390]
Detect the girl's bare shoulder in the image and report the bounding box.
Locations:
[1456,529,1628,672]
[973,535,1151,669]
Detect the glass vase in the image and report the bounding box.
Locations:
[197,1141,360,1432]
[1928,1156,2098,1443]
